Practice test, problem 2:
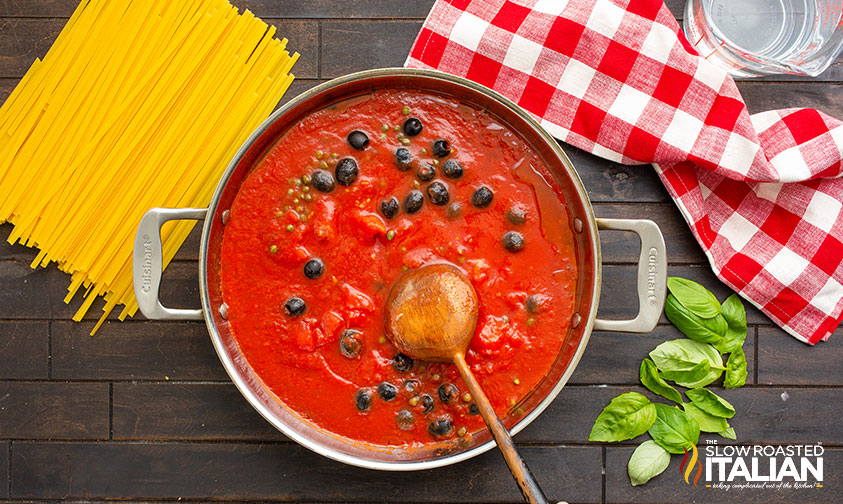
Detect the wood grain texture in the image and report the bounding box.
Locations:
[0,0,438,19]
[0,322,48,379]
[0,383,109,439]
[106,381,778,446]
[594,203,707,264]
[321,21,422,78]
[0,259,198,322]
[112,383,285,441]
[758,326,843,386]
[10,442,601,502]
[0,18,62,78]
[51,322,226,381]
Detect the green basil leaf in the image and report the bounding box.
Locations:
[660,361,716,388]
[667,277,721,318]
[665,294,727,345]
[648,403,700,454]
[715,294,747,354]
[686,388,735,418]
[589,392,657,442]
[650,339,725,388]
[724,346,748,389]
[628,440,671,486]
[640,358,683,405]
[719,427,737,440]
[683,403,730,433]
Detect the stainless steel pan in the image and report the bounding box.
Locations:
[132,68,667,470]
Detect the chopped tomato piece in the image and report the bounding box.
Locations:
[321,310,344,338]
[348,210,386,241]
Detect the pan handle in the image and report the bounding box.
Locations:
[593,218,666,333]
[132,207,207,320]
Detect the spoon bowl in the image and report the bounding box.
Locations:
[384,263,549,504]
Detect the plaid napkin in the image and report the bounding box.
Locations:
[405,0,843,345]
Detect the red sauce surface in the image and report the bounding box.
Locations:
[220,89,578,448]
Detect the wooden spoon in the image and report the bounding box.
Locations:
[385,263,549,504]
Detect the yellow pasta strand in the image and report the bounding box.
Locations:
[0,0,299,333]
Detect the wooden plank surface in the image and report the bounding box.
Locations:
[10,443,602,502]
[0,0,841,502]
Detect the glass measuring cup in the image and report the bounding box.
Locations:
[684,0,843,78]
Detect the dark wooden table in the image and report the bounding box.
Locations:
[1,1,841,503]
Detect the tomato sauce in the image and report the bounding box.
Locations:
[220,89,578,448]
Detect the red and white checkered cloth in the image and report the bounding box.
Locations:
[405,0,843,345]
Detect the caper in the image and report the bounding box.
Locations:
[339,329,363,358]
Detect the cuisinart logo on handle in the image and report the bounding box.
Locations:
[141,234,154,293]
[647,247,659,305]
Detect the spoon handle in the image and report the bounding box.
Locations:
[454,355,549,504]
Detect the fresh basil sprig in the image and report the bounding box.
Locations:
[664,293,727,345]
[717,294,747,354]
[588,392,657,442]
[648,403,700,454]
[628,440,670,486]
[588,277,750,487]
[666,277,722,318]
[724,346,748,388]
[683,403,730,433]
[639,359,683,405]
[649,339,725,388]
[686,388,735,418]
